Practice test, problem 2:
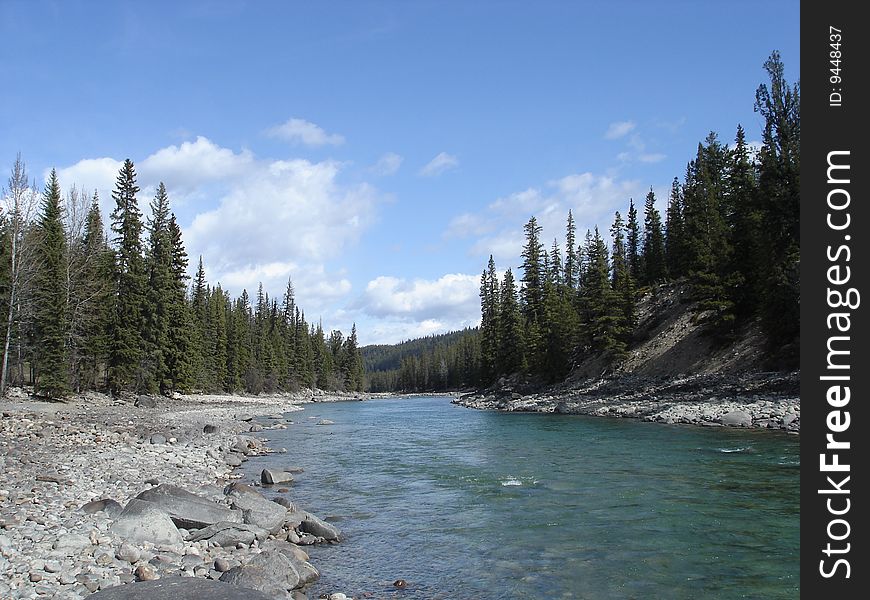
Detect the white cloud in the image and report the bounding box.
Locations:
[419,152,458,177]
[359,318,471,346]
[356,273,480,323]
[445,171,642,266]
[139,136,254,192]
[371,152,403,176]
[604,120,636,140]
[638,153,667,164]
[266,118,345,146]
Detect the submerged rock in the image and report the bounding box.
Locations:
[261,469,294,485]
[299,511,341,541]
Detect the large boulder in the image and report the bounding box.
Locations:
[186,522,269,547]
[224,482,287,534]
[110,499,181,545]
[299,512,341,541]
[720,410,753,427]
[219,550,300,594]
[134,395,158,409]
[86,576,275,599]
[261,469,294,485]
[259,539,319,586]
[135,484,242,530]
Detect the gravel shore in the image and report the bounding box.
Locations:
[0,388,357,600]
[453,371,800,432]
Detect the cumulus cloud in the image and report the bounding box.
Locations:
[419,152,458,177]
[355,273,480,323]
[447,172,642,266]
[604,120,636,140]
[371,152,403,176]
[266,118,345,146]
[638,153,667,164]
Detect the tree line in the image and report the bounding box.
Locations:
[366,51,799,392]
[0,158,363,398]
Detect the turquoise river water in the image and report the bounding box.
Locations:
[240,396,799,599]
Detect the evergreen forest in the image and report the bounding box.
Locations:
[0,159,364,399]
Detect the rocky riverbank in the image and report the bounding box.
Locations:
[0,389,354,600]
[453,371,800,432]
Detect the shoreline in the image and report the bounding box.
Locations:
[452,371,800,433]
[0,389,349,600]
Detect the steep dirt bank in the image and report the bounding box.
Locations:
[455,283,800,432]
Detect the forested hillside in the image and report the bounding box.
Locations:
[0,159,363,398]
[367,51,799,394]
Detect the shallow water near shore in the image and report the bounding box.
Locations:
[242,396,799,599]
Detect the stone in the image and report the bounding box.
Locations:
[81,498,124,517]
[186,522,268,547]
[316,419,334,425]
[720,410,753,427]
[43,561,62,573]
[219,550,300,593]
[259,540,319,586]
[150,433,167,445]
[203,424,219,434]
[214,557,232,572]
[224,482,287,534]
[116,542,141,564]
[299,511,341,541]
[225,454,243,467]
[135,484,243,529]
[329,594,348,600]
[134,564,160,581]
[87,576,276,599]
[52,533,93,555]
[261,469,294,485]
[135,395,158,409]
[111,499,182,545]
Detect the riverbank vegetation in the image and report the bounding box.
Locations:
[0,160,364,398]
[364,51,799,394]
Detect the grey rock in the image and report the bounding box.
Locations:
[52,533,92,555]
[259,540,318,586]
[782,413,799,427]
[150,433,167,445]
[219,550,300,594]
[87,576,276,599]
[186,521,268,547]
[261,469,294,485]
[720,410,753,427]
[116,542,140,564]
[224,482,287,534]
[299,511,341,541]
[111,499,182,545]
[203,424,219,434]
[315,419,334,426]
[135,395,158,409]
[214,557,232,572]
[225,454,243,467]
[135,484,243,529]
[81,498,124,517]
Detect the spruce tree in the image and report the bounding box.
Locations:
[478,256,500,383]
[610,211,636,346]
[107,159,147,394]
[143,182,173,392]
[755,51,800,357]
[664,178,686,278]
[626,199,641,282]
[641,188,666,284]
[497,268,524,374]
[341,324,364,392]
[33,170,69,398]
[564,210,578,290]
[166,214,194,391]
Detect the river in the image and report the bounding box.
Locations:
[241,396,799,599]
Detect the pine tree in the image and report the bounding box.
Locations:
[341,323,364,392]
[664,178,686,278]
[478,256,500,383]
[755,51,800,358]
[497,268,524,374]
[166,214,194,390]
[143,182,173,393]
[564,210,578,290]
[626,199,641,282]
[32,170,69,397]
[107,159,147,394]
[610,211,636,346]
[77,194,114,389]
[642,188,666,284]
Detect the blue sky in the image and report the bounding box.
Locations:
[0,1,799,345]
